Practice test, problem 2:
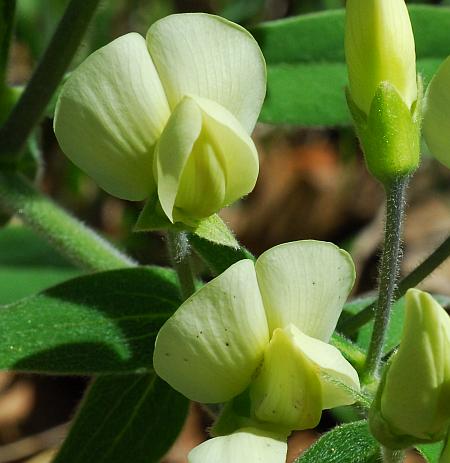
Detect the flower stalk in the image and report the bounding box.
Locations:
[363,177,408,381]
[0,0,101,162]
[166,230,196,300]
[382,448,405,463]
[0,172,135,271]
[0,0,16,87]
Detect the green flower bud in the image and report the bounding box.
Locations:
[345,0,421,186]
[370,289,450,450]
[345,0,417,115]
[423,55,450,170]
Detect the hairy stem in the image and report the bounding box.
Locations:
[0,0,15,86]
[0,0,101,161]
[363,178,408,380]
[382,447,405,463]
[0,172,135,271]
[340,233,450,335]
[166,231,196,300]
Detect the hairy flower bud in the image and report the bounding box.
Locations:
[370,289,450,449]
[345,0,421,186]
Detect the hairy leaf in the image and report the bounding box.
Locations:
[0,267,180,374]
[253,6,450,126]
[0,226,80,303]
[190,233,254,275]
[295,420,379,462]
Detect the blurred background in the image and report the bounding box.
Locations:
[2,0,450,461]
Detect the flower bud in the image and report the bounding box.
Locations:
[370,289,450,449]
[423,55,450,170]
[345,0,417,115]
[345,0,421,186]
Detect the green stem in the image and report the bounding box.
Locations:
[166,231,196,300]
[0,0,101,162]
[340,233,450,335]
[0,172,135,271]
[0,0,15,86]
[363,177,408,380]
[381,447,405,463]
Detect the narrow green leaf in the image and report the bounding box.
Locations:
[417,441,445,463]
[295,421,380,463]
[253,6,450,126]
[53,373,189,463]
[0,267,180,374]
[190,233,254,275]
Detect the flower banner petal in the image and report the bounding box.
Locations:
[54,33,170,201]
[147,13,266,133]
[188,428,287,463]
[255,240,355,342]
[423,56,450,169]
[153,260,269,404]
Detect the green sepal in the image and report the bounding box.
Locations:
[135,194,239,248]
[134,193,174,231]
[347,77,422,186]
[193,214,239,248]
[369,356,447,450]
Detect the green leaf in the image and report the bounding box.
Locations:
[0,226,80,304]
[295,421,380,463]
[253,6,450,126]
[0,267,180,374]
[190,233,255,275]
[417,441,445,463]
[53,373,189,463]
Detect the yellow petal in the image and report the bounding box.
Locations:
[345,0,417,114]
[54,33,170,200]
[255,240,355,341]
[153,260,269,403]
[250,325,322,430]
[147,13,266,133]
[188,428,287,463]
[156,96,258,223]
